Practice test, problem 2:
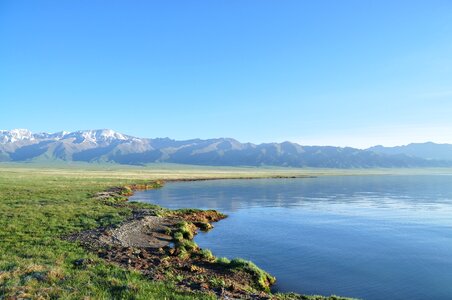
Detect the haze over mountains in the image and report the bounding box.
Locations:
[368,143,452,161]
[1,129,451,168]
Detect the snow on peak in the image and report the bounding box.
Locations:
[0,128,134,144]
[33,131,69,140]
[66,129,130,144]
[0,129,35,143]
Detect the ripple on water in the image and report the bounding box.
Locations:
[130,176,452,300]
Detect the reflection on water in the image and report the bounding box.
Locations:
[130,176,452,300]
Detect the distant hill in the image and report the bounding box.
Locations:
[368,142,452,161]
[1,129,450,168]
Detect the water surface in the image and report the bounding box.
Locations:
[130,176,452,300]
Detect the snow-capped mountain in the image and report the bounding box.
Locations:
[0,129,451,168]
[62,129,132,144]
[0,129,35,143]
[0,129,132,145]
[0,129,145,162]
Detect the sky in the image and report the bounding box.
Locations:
[1,0,452,148]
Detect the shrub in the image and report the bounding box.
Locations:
[215,257,230,265]
[228,258,276,292]
[199,249,214,261]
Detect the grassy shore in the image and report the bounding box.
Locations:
[2,162,452,179]
[2,163,448,299]
[0,167,204,299]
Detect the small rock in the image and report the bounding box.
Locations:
[73,258,94,268]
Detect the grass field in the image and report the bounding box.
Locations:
[1,163,451,299]
[0,166,206,299]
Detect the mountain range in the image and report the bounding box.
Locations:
[1,129,451,168]
[368,143,452,161]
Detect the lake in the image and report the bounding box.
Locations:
[129,176,452,300]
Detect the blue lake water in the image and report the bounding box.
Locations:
[130,176,452,300]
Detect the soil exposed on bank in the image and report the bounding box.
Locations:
[100,215,172,248]
[67,184,276,299]
[67,180,352,300]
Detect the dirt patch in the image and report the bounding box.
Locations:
[175,210,227,223]
[67,207,274,299]
[99,215,173,248]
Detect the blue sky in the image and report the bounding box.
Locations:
[1,1,452,148]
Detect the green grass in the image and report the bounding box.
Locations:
[4,161,452,180]
[199,249,214,261]
[0,166,216,299]
[175,221,195,240]
[215,257,231,265]
[216,257,276,292]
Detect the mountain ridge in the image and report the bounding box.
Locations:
[1,129,451,168]
[368,142,452,161]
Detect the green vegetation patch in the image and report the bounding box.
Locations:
[0,168,211,299]
[216,257,276,292]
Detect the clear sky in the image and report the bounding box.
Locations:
[1,1,452,148]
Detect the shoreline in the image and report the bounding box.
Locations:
[69,181,274,299]
[68,179,354,300]
[161,174,316,182]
